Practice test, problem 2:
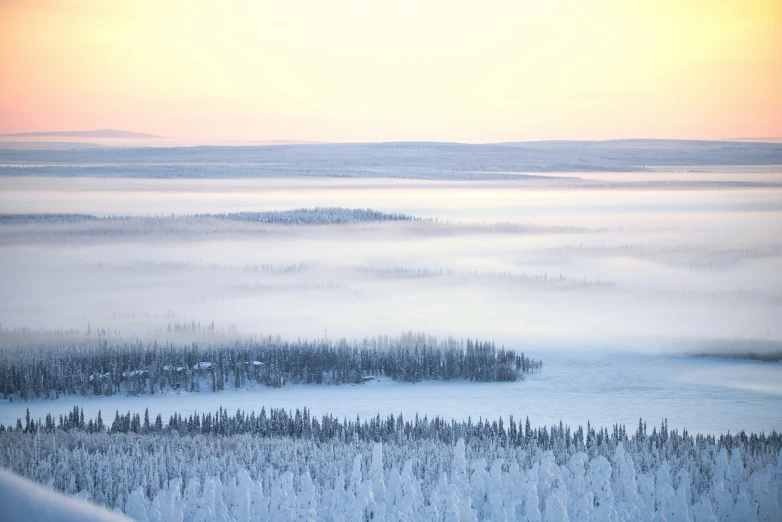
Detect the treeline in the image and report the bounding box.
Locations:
[0,208,419,243]
[13,404,780,464]
[0,213,96,224]
[3,408,781,520]
[84,260,308,274]
[195,208,413,224]
[363,266,615,288]
[0,208,413,227]
[0,335,542,400]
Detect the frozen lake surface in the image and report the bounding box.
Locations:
[2,351,780,436]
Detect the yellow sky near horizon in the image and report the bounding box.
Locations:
[1,0,780,142]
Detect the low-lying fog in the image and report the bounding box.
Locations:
[2,177,782,226]
[0,176,780,347]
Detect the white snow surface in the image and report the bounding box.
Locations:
[2,351,780,435]
[0,467,129,521]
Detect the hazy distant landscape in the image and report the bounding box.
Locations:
[2,0,781,517]
[1,141,781,520]
[0,144,779,520]
[1,140,782,179]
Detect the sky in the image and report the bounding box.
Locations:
[1,0,781,143]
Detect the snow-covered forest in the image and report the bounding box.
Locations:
[0,335,541,400]
[0,210,601,244]
[0,208,413,226]
[0,208,416,242]
[2,409,780,521]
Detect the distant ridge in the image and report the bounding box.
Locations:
[0,140,780,179]
[0,129,163,139]
[728,137,782,143]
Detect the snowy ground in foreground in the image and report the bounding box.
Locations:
[0,467,128,521]
[2,352,780,436]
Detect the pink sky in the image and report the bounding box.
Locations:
[1,0,781,142]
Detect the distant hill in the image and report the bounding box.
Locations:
[0,142,106,150]
[0,139,780,179]
[0,129,162,139]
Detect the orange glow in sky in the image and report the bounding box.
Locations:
[1,0,781,142]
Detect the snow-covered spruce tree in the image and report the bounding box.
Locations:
[2,415,781,521]
[0,335,542,400]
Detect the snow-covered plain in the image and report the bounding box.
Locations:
[3,351,781,436]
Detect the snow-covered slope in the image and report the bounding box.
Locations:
[0,467,128,521]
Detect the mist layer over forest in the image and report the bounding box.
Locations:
[2,165,781,431]
[0,176,779,345]
[1,143,781,520]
